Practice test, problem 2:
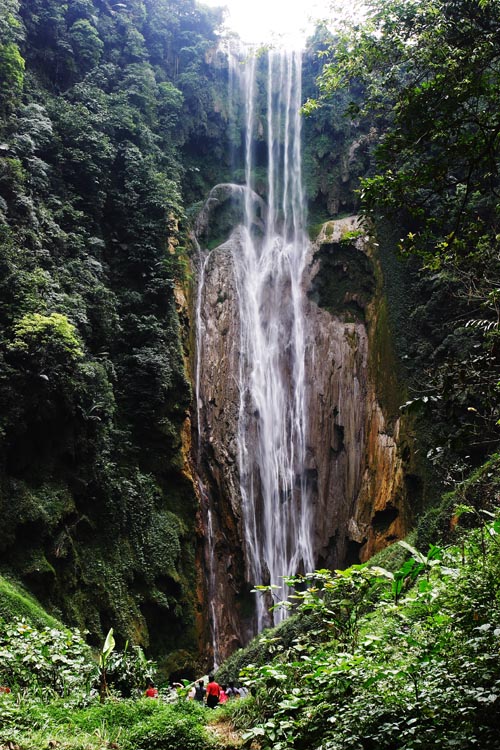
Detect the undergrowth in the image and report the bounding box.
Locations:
[2,471,500,750]
[222,511,500,750]
[0,698,216,750]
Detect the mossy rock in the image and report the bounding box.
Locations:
[309,240,376,321]
[0,574,62,629]
[415,453,500,550]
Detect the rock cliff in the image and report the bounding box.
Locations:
[193,202,413,662]
[304,217,411,567]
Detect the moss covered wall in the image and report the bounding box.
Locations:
[0,0,233,673]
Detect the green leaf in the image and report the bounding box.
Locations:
[398,541,427,565]
[102,628,115,661]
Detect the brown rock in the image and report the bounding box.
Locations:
[192,214,412,661]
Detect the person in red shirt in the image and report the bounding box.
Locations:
[145,681,158,698]
[205,675,220,708]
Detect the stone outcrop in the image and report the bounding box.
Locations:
[193,208,413,663]
[194,229,254,660]
[194,183,266,250]
[304,217,411,565]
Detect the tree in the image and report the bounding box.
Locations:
[0,0,25,116]
[0,0,227,661]
[316,0,500,261]
[69,18,104,73]
[312,0,500,462]
[9,312,83,363]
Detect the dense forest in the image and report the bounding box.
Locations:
[315,0,500,479]
[1,0,500,747]
[0,0,234,668]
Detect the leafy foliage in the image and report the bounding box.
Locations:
[9,311,84,360]
[302,25,373,221]
[0,618,96,698]
[124,701,215,750]
[0,0,229,664]
[309,0,500,473]
[0,0,25,116]
[0,694,216,750]
[229,512,500,750]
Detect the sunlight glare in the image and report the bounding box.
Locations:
[202,0,335,46]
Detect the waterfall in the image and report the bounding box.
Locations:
[193,45,316,655]
[193,43,409,659]
[233,48,315,628]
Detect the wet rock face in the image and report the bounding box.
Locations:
[195,230,257,658]
[304,217,410,566]
[194,213,411,661]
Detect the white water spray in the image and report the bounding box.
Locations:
[233,48,315,629]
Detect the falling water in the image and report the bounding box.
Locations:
[193,45,315,649]
[233,48,315,629]
[194,237,208,445]
[194,44,405,656]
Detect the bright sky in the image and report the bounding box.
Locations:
[202,0,337,46]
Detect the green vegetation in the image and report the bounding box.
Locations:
[0,0,232,664]
[220,507,500,750]
[0,574,62,628]
[0,694,217,750]
[216,3,500,743]
[309,0,500,481]
[0,618,96,697]
[2,1,500,744]
[0,599,215,750]
[2,494,500,750]
[302,26,372,220]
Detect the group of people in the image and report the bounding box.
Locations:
[143,675,247,706]
[189,676,247,708]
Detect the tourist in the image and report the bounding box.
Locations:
[205,674,221,708]
[145,680,158,698]
[194,679,206,703]
[226,681,240,698]
[219,685,228,704]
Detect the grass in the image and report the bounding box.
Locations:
[0,697,217,750]
[0,574,62,629]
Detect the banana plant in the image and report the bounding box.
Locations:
[98,628,115,703]
[388,541,443,603]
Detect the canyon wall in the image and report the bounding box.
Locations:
[303,217,411,568]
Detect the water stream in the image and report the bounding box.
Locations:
[194,44,406,658]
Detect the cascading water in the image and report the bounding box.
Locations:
[193,45,317,657]
[233,48,315,629]
[194,42,410,662]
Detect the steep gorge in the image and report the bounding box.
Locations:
[2,0,498,684]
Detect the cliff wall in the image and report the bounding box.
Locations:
[193,201,415,661]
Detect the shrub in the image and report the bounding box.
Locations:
[0,619,97,698]
[124,702,215,750]
[9,312,84,361]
